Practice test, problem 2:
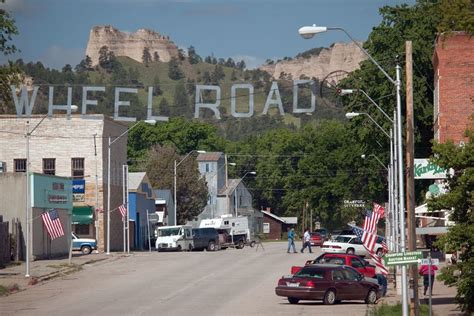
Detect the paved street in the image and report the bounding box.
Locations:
[0,242,376,316]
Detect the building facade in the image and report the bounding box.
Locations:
[0,114,128,252]
[433,32,474,144]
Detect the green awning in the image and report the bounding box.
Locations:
[72,206,93,225]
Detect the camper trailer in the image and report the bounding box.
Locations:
[199,215,252,249]
[155,225,193,251]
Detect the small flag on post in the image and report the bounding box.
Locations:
[370,251,389,276]
[41,209,65,240]
[118,204,127,219]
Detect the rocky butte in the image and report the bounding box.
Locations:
[260,42,367,83]
[85,25,179,65]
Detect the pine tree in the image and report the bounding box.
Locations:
[153,51,160,62]
[153,75,162,96]
[168,57,184,80]
[142,47,152,67]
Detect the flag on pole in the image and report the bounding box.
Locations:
[381,238,388,254]
[118,204,127,219]
[360,211,380,252]
[41,209,65,240]
[370,251,389,276]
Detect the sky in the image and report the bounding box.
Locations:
[1,0,416,70]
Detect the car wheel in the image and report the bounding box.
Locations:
[188,244,193,251]
[177,245,182,251]
[238,240,244,249]
[208,241,216,251]
[323,289,336,305]
[346,248,355,255]
[81,245,92,255]
[287,297,299,304]
[250,241,256,248]
[365,288,378,304]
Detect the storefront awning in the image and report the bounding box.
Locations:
[72,206,93,225]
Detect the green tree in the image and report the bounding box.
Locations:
[0,4,21,113]
[429,118,474,313]
[153,51,160,62]
[142,47,152,67]
[152,75,162,96]
[211,64,225,83]
[168,57,184,80]
[145,145,208,224]
[172,81,189,117]
[159,97,170,117]
[187,45,201,64]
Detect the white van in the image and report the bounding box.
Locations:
[155,225,193,252]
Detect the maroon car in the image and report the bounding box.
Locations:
[276,264,380,305]
[309,232,323,247]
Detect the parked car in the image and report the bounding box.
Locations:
[71,232,97,255]
[330,228,355,240]
[309,232,323,247]
[314,228,328,240]
[275,264,380,305]
[321,235,384,257]
[192,228,219,251]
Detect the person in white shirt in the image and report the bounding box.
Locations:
[300,228,312,253]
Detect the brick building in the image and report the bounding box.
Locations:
[433,32,474,144]
[0,114,127,252]
[262,210,297,240]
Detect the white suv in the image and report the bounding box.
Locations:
[321,235,383,257]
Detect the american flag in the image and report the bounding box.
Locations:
[381,238,388,254]
[118,204,127,219]
[360,211,379,252]
[370,251,389,276]
[41,209,65,240]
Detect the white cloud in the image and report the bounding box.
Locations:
[39,46,84,70]
[230,55,266,70]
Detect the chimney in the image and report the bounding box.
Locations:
[266,207,271,213]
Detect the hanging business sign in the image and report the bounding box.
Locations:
[414,159,451,179]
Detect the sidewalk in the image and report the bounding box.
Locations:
[381,264,464,316]
[0,251,127,295]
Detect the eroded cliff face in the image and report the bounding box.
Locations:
[85,25,179,65]
[260,42,367,83]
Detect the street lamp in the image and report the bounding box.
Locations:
[345,112,390,138]
[234,171,256,216]
[174,150,206,226]
[25,106,78,277]
[106,120,156,255]
[302,24,407,314]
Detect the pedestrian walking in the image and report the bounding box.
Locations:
[287,228,297,253]
[419,259,438,296]
[375,260,388,297]
[300,228,312,253]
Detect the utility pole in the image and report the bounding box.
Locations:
[405,41,419,316]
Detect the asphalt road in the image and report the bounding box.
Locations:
[0,242,376,316]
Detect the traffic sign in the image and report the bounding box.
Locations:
[419,258,439,265]
[384,251,423,266]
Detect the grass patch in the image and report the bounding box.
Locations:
[369,303,430,316]
[46,263,83,272]
[0,283,20,296]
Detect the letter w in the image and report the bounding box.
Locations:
[10,85,39,117]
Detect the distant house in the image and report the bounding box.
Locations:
[128,172,156,250]
[262,210,297,240]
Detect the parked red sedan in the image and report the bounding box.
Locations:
[276,264,380,305]
[309,232,323,247]
[291,253,376,278]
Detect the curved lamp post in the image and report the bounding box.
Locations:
[174,150,206,226]
[106,119,156,255]
[301,24,407,315]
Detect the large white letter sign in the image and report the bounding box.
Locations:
[147,87,169,122]
[82,86,105,116]
[48,86,74,119]
[293,80,316,114]
[114,87,137,122]
[11,85,39,117]
[194,85,221,119]
[262,81,284,115]
[231,84,254,118]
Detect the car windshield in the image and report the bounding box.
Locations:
[334,236,352,243]
[158,228,180,236]
[294,268,325,279]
